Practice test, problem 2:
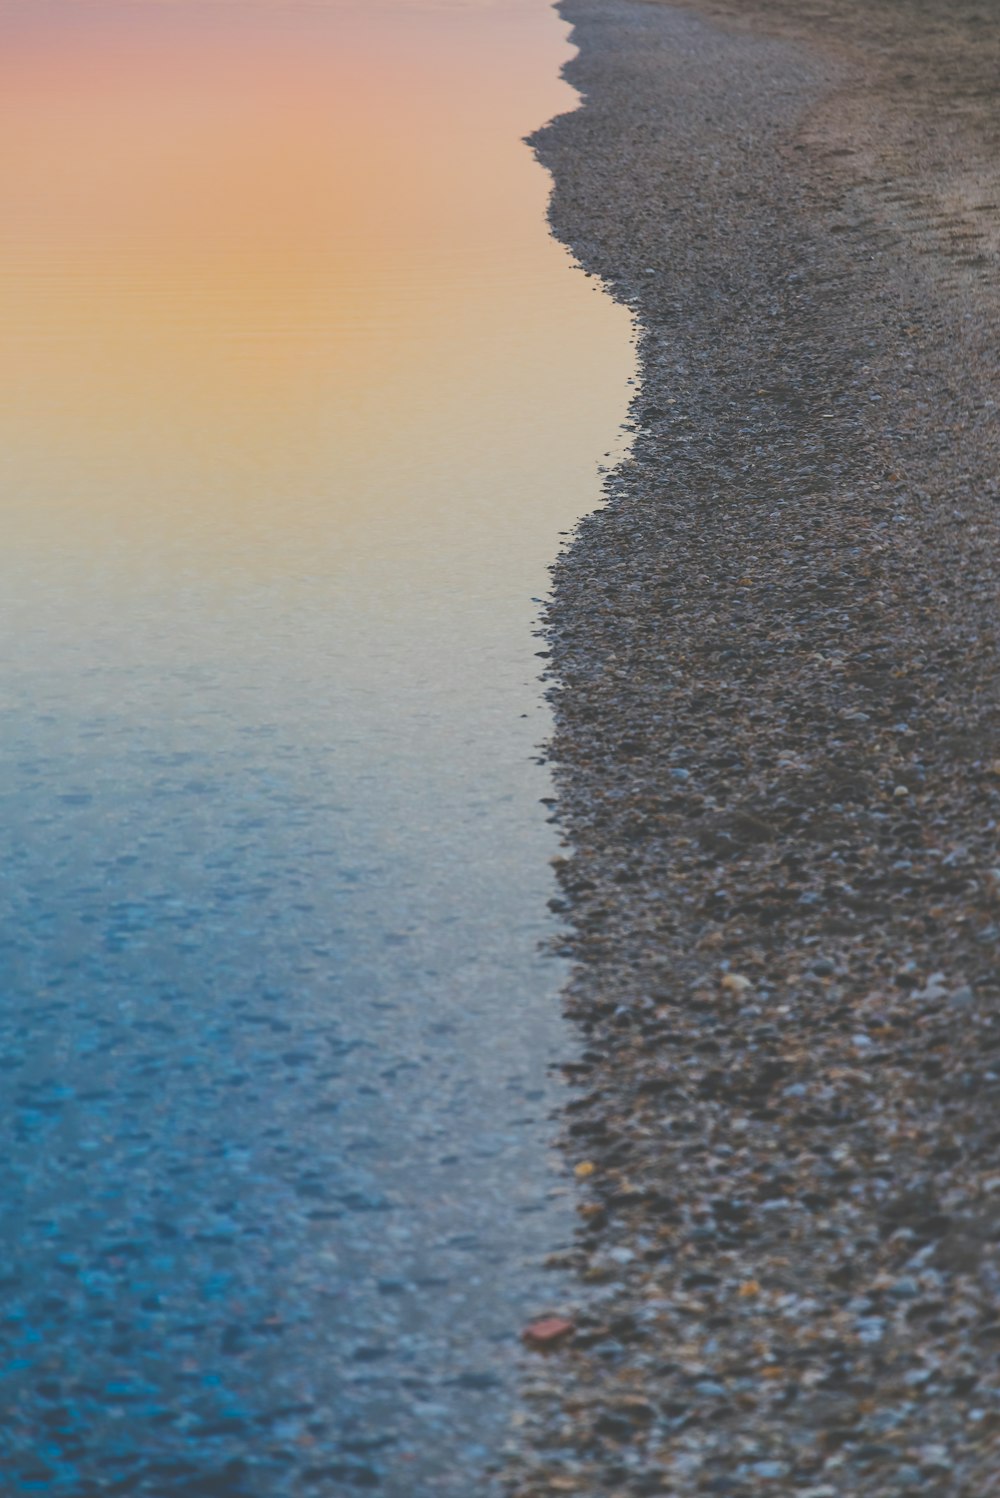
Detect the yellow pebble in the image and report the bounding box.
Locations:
[721,973,753,995]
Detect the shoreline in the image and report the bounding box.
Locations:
[507,1,1000,1493]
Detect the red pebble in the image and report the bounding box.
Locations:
[521,1316,575,1349]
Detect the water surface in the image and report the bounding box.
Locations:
[0,1,632,1491]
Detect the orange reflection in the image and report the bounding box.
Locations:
[0,1,631,586]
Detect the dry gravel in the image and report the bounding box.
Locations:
[503,1,1000,1493]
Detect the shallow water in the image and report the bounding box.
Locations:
[0,1,631,1492]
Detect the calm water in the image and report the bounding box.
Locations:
[0,1,631,1492]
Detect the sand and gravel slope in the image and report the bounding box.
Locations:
[504,2,1000,1493]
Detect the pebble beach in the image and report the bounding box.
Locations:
[505,1,1000,1493]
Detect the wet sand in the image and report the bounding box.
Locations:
[505,1,1000,1493]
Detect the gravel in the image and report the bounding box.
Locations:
[503,1,1000,1493]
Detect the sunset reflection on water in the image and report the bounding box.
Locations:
[0,1,631,1491]
[2,2,629,588]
